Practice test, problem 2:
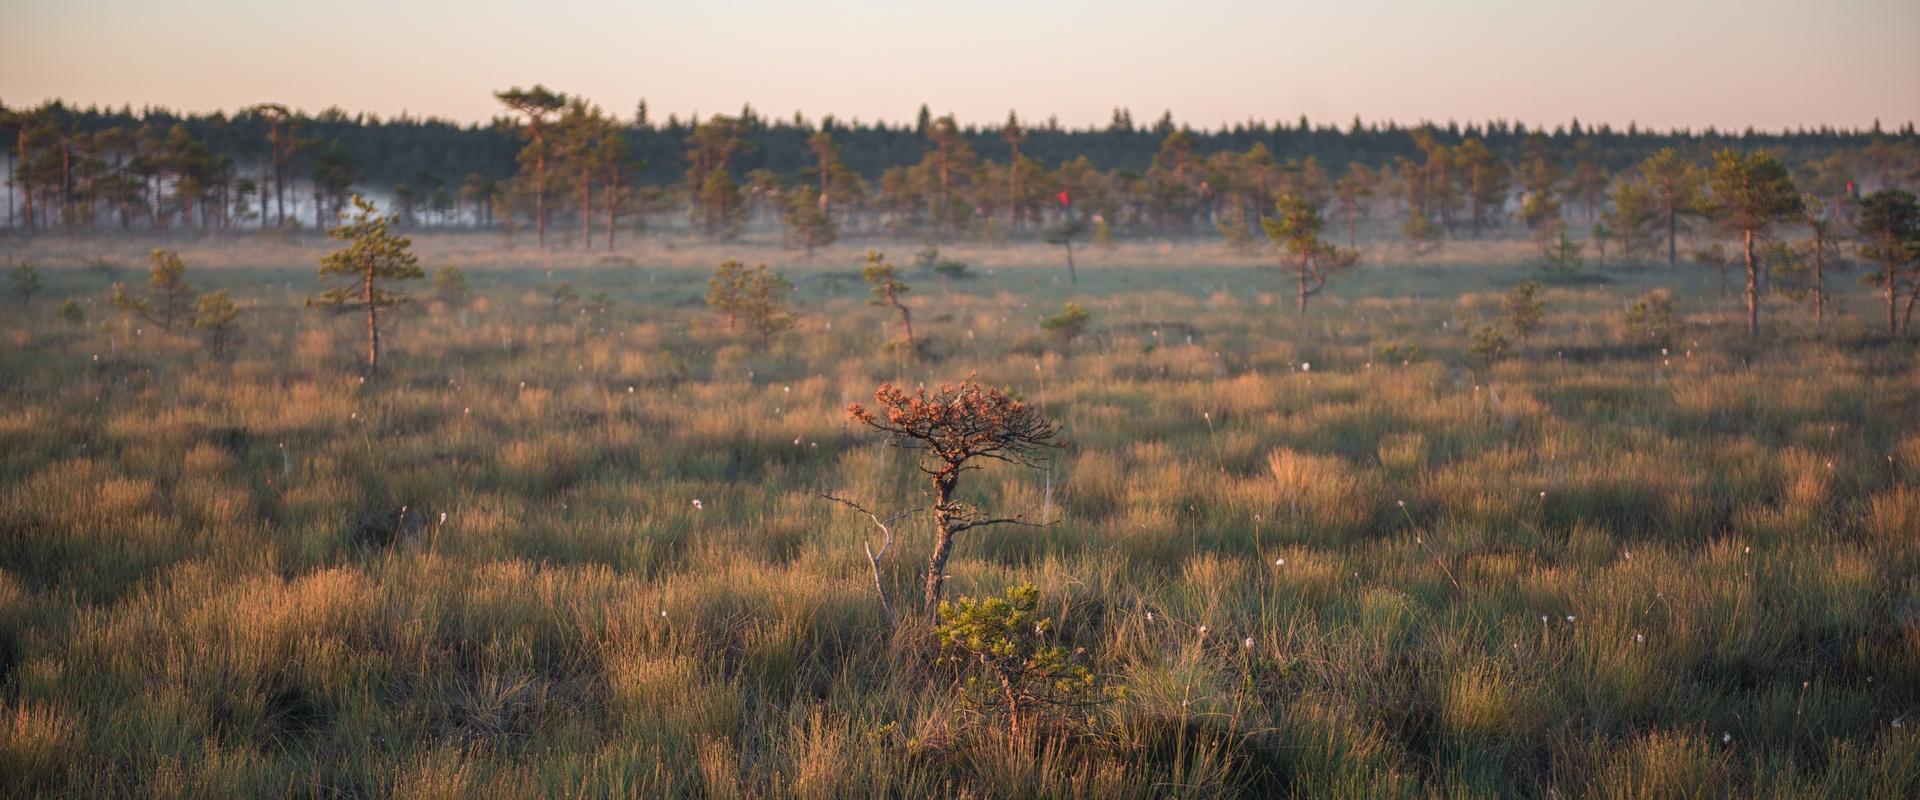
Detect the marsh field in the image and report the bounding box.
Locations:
[2,235,1918,798]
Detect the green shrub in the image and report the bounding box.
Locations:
[1468,323,1508,363]
[1504,281,1544,339]
[1624,289,1675,347]
[934,583,1104,739]
[1041,302,1091,345]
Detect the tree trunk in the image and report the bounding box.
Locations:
[1298,252,1311,316]
[1001,676,1022,741]
[580,164,593,249]
[1888,259,1901,337]
[937,151,951,241]
[1008,144,1019,233]
[1813,231,1825,327]
[20,129,34,232]
[1901,283,1917,337]
[1666,200,1677,268]
[605,180,618,250]
[923,521,955,611]
[923,473,959,610]
[1743,228,1758,337]
[59,141,71,231]
[535,145,547,248]
[365,271,380,372]
[896,300,915,349]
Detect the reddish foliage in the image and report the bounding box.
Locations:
[848,378,1061,474]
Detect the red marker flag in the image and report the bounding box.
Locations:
[1057,191,1071,206]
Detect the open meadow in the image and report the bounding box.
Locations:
[2,234,1918,797]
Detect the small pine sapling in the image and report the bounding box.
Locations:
[57,299,85,326]
[707,260,796,341]
[112,250,198,332]
[1624,289,1676,348]
[193,290,242,357]
[9,263,41,307]
[310,195,425,372]
[1539,222,1586,279]
[433,266,473,307]
[862,250,914,350]
[550,281,579,318]
[1503,281,1544,340]
[1264,194,1358,315]
[934,583,1105,741]
[1040,302,1091,346]
[1468,322,1509,364]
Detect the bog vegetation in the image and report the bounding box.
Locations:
[1,94,1919,798]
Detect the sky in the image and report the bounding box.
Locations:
[2,0,1915,132]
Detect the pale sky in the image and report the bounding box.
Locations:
[2,0,1915,132]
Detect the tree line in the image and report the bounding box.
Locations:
[4,93,1916,250]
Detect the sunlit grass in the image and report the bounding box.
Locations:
[0,236,1916,797]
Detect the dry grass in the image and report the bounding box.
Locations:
[0,233,1916,798]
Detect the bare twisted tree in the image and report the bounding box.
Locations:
[846,378,1063,611]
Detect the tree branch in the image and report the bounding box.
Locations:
[821,493,923,621]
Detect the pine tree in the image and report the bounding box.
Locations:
[861,250,912,350]
[706,261,795,341]
[8,262,40,307]
[1705,151,1801,337]
[848,379,1062,609]
[686,116,746,238]
[1639,148,1704,268]
[310,195,424,371]
[494,86,569,247]
[1264,195,1358,315]
[782,186,838,256]
[1858,189,1920,337]
[112,249,197,331]
[192,290,241,357]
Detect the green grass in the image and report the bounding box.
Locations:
[2,235,1917,798]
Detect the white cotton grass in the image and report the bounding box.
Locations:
[691,499,704,511]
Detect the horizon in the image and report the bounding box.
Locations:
[6,95,1917,138]
[3,0,1916,134]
